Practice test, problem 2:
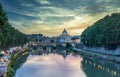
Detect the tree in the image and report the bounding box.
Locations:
[0,4,28,51]
[81,13,120,50]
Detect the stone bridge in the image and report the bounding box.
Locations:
[28,42,75,47]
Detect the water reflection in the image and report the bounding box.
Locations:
[16,48,86,77]
[16,47,120,77]
[82,57,120,77]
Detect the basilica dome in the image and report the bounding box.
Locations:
[62,29,68,35]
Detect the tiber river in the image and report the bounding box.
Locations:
[16,47,120,77]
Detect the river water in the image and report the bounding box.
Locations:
[16,47,120,77]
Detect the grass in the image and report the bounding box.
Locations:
[6,49,29,77]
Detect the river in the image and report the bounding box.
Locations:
[15,47,120,77]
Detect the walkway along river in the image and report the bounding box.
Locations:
[15,46,120,77]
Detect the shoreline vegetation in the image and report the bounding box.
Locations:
[6,48,29,77]
[0,4,29,77]
[81,13,120,50]
[76,13,120,63]
[0,4,28,51]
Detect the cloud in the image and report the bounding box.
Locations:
[35,0,50,4]
[21,3,33,7]
[0,0,120,36]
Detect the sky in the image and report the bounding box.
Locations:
[0,0,120,36]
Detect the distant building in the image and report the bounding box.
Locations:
[72,36,81,43]
[27,34,43,43]
[57,29,72,43]
[27,29,83,48]
[27,34,43,40]
[71,36,84,49]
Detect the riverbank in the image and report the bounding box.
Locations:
[5,48,29,77]
[73,48,120,63]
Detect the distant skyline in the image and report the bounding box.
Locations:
[0,0,120,36]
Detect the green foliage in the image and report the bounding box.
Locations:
[0,4,28,50]
[6,49,29,77]
[81,13,120,50]
[66,42,73,49]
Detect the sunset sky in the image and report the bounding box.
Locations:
[0,0,120,36]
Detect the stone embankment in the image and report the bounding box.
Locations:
[74,48,120,63]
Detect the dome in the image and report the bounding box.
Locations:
[62,29,68,35]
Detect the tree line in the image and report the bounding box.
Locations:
[0,4,28,50]
[81,13,120,50]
